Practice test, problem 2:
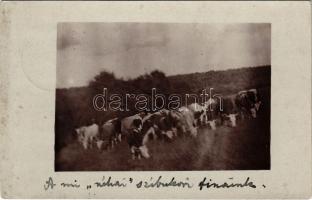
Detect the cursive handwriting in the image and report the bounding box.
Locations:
[60,180,80,188]
[198,177,256,190]
[94,176,127,188]
[136,176,193,188]
[44,177,56,190]
[43,176,262,192]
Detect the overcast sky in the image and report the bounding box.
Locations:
[57,23,270,88]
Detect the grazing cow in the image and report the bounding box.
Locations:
[220,96,239,127]
[236,89,261,119]
[75,123,99,149]
[127,118,150,160]
[166,109,188,137]
[188,103,207,127]
[247,89,262,111]
[204,98,219,130]
[141,112,159,142]
[108,118,122,142]
[178,107,198,137]
[100,118,122,149]
[141,118,157,144]
[142,110,176,141]
[121,113,144,137]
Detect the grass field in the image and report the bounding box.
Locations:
[55,86,270,171]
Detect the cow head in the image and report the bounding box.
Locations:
[142,125,156,145]
[228,114,238,127]
[250,107,257,118]
[165,130,174,140]
[138,111,148,119]
[202,113,208,125]
[117,134,122,142]
[208,120,217,130]
[96,140,105,150]
[200,111,207,126]
[139,145,150,159]
[222,114,238,127]
[75,127,89,149]
[132,118,143,131]
[255,101,261,111]
[75,127,85,143]
[171,127,178,137]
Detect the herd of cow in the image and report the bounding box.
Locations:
[75,89,262,160]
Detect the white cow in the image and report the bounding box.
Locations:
[75,123,99,149]
[178,107,198,137]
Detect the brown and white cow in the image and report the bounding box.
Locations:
[98,118,122,149]
[121,113,145,136]
[142,110,178,141]
[203,98,219,130]
[127,118,150,160]
[188,103,207,127]
[220,95,239,127]
[236,89,261,119]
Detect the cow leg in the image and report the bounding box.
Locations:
[91,136,94,148]
[86,138,90,149]
[204,115,208,126]
[111,140,114,149]
[193,120,197,127]
[241,111,245,121]
[220,116,224,126]
[117,133,122,142]
[172,127,178,137]
[83,139,88,150]
[200,114,205,126]
[161,131,167,141]
[130,146,136,160]
[179,125,186,137]
[247,111,251,119]
[190,127,198,137]
[255,101,261,111]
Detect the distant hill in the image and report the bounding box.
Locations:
[168,65,270,95]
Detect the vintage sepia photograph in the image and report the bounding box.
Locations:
[55,23,271,171]
[2,2,311,198]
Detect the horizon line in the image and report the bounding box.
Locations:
[56,64,271,90]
